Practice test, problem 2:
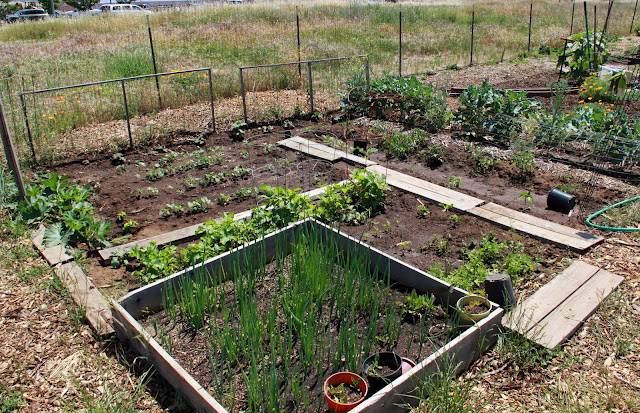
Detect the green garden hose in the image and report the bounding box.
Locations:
[585,195,640,232]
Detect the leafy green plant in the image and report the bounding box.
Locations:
[231,165,252,180]
[457,81,541,146]
[467,144,498,175]
[229,121,248,141]
[417,199,430,218]
[217,193,231,206]
[116,211,127,222]
[128,243,178,284]
[449,214,460,226]
[519,191,534,209]
[159,203,184,218]
[187,197,212,214]
[559,31,609,79]
[579,74,617,103]
[322,134,348,151]
[0,385,24,413]
[382,129,429,159]
[447,176,461,188]
[183,175,199,189]
[401,290,436,319]
[20,173,110,249]
[420,142,445,168]
[201,172,226,187]
[136,186,159,199]
[145,167,165,182]
[344,74,452,132]
[510,140,536,180]
[122,220,139,234]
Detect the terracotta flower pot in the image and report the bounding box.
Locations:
[324,371,368,413]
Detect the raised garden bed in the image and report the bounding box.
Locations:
[113,219,502,413]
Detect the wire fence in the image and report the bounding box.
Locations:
[1,0,640,166]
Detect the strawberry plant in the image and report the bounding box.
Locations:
[187,197,212,214]
[231,166,252,180]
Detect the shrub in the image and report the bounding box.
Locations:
[558,31,609,79]
[19,173,110,249]
[457,81,541,146]
[344,74,451,132]
[382,129,429,159]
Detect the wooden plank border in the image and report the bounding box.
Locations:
[115,219,502,413]
[55,261,114,336]
[32,225,73,265]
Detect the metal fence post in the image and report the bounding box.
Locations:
[0,99,25,199]
[527,1,533,54]
[120,80,133,149]
[296,6,302,78]
[147,15,162,109]
[239,68,248,124]
[18,93,35,162]
[593,5,598,70]
[206,68,216,133]
[398,11,403,77]
[470,7,475,66]
[307,61,314,114]
[583,2,590,71]
[570,0,576,35]
[365,56,370,91]
[631,0,638,34]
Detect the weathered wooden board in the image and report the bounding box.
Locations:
[367,165,484,211]
[502,260,623,349]
[502,261,600,333]
[98,182,346,261]
[112,303,227,413]
[279,136,378,167]
[535,268,622,348]
[55,261,114,336]
[32,225,73,265]
[469,202,603,252]
[278,136,342,161]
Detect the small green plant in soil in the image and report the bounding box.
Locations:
[0,385,24,412]
[326,382,363,404]
[136,186,159,199]
[231,165,252,180]
[159,203,185,218]
[145,166,165,182]
[461,298,490,315]
[400,290,437,319]
[467,144,498,175]
[201,172,226,187]
[116,211,127,222]
[510,140,536,180]
[449,214,460,226]
[420,142,445,168]
[229,121,247,141]
[322,135,348,151]
[519,191,534,209]
[122,220,138,234]
[417,199,430,218]
[447,176,461,189]
[216,193,231,206]
[187,197,212,214]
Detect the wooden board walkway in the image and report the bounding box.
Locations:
[502,260,622,349]
[367,165,484,211]
[278,136,377,166]
[468,202,603,252]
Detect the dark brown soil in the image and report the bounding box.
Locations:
[340,190,574,296]
[463,300,491,314]
[47,122,350,240]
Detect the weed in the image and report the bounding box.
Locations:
[382,128,429,159]
[519,190,534,208]
[0,385,24,413]
[447,176,462,188]
[263,143,275,154]
[449,214,460,226]
[322,135,348,151]
[116,211,127,222]
[496,329,559,370]
[145,167,165,181]
[417,199,430,218]
[467,144,498,175]
[510,140,536,180]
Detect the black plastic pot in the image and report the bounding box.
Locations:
[547,188,576,214]
[362,352,402,393]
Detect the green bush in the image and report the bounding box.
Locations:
[457,81,541,146]
[558,31,609,79]
[344,74,451,132]
[19,173,110,249]
[382,128,429,159]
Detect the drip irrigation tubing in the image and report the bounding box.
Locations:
[585,195,640,232]
[538,154,640,184]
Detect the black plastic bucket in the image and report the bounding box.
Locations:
[353,139,368,156]
[362,352,402,393]
[547,188,576,214]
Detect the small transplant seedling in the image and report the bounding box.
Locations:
[447,176,462,189]
[519,191,534,209]
[417,199,430,218]
[123,219,139,234]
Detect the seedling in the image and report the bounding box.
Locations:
[231,165,252,180]
[188,197,212,214]
[229,121,247,141]
[449,214,460,226]
[417,199,430,218]
[160,203,184,218]
[111,152,126,166]
[263,143,275,154]
[401,290,436,319]
[201,172,225,187]
[441,203,453,212]
[145,166,165,181]
[217,193,231,206]
[519,191,534,209]
[396,240,412,251]
[183,176,199,189]
[136,186,159,199]
[326,382,362,404]
[240,150,249,159]
[123,219,139,234]
[116,211,127,222]
[282,119,294,129]
[447,176,461,189]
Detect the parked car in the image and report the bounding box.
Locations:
[94,4,151,14]
[5,8,48,23]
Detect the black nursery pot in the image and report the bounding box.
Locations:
[353,139,368,155]
[362,352,403,393]
[547,188,576,214]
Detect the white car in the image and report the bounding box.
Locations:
[95,4,150,14]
